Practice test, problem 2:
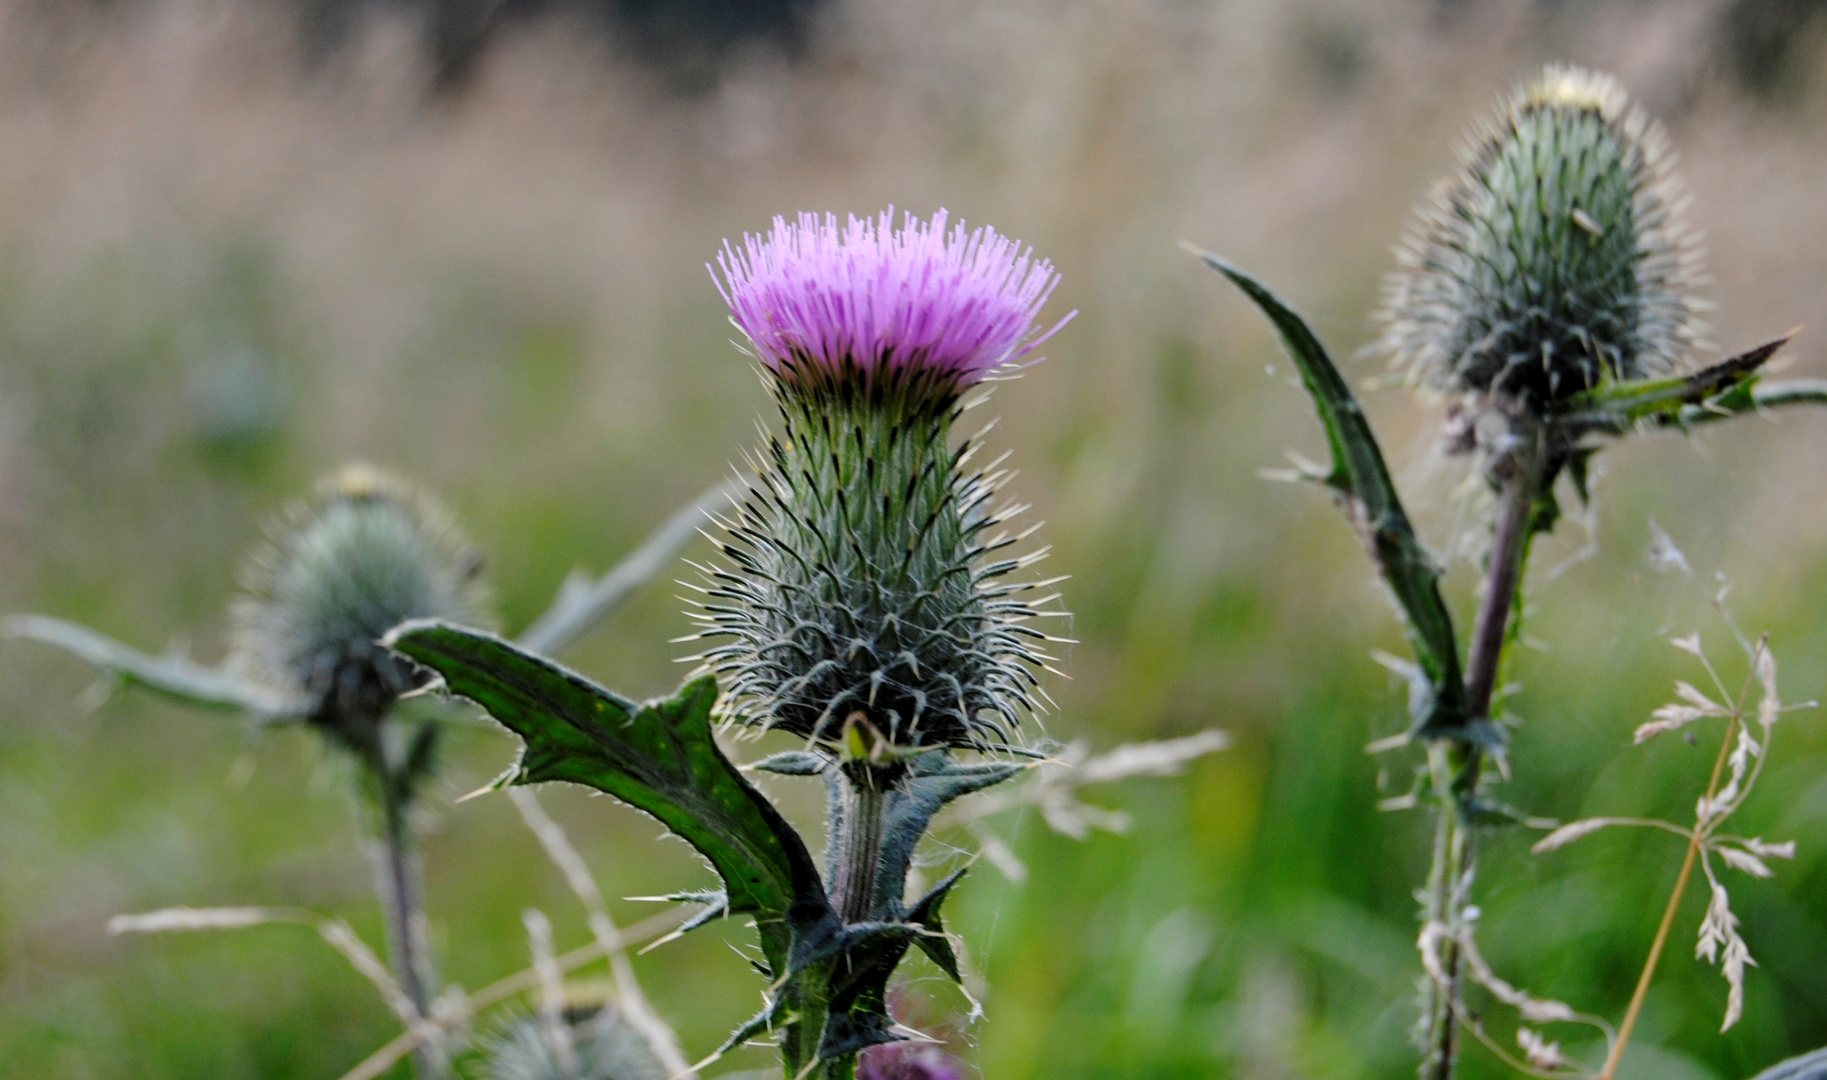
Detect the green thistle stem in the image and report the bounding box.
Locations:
[780,758,904,1080]
[1419,745,1470,1080]
[1419,445,1542,1080]
[364,744,448,1080]
[834,761,896,924]
[776,960,847,1080]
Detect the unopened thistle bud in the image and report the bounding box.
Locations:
[1377,65,1706,409]
[479,999,668,1080]
[691,208,1073,753]
[231,465,488,753]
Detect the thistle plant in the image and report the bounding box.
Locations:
[7,466,733,1080]
[17,466,486,1078]
[1379,66,1704,408]
[388,207,1074,1080]
[106,784,693,1080]
[1187,63,1827,1080]
[241,467,488,1074]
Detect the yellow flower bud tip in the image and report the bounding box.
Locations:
[317,462,401,504]
[1523,64,1626,116]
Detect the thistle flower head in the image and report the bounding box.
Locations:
[478,1001,667,1080]
[1377,64,1706,408]
[689,210,1071,754]
[712,208,1071,402]
[231,465,487,749]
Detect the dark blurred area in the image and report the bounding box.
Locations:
[1719,0,1827,101]
[4,1,1827,1079]
[291,0,821,89]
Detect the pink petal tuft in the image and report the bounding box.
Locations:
[711,208,1072,388]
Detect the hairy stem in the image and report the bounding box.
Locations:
[821,1049,858,1080]
[1464,455,1537,724]
[1418,449,1541,1080]
[777,958,842,1080]
[834,762,895,924]
[786,759,901,1080]
[1418,740,1471,1080]
[367,754,447,1080]
[1599,706,1742,1080]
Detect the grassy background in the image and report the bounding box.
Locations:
[4,1,1827,1077]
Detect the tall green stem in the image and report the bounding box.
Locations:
[365,743,448,1080]
[778,759,899,1080]
[833,762,894,924]
[1418,443,1542,1080]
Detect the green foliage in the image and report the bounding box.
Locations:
[1187,248,1472,742]
[3,613,308,718]
[1555,331,1798,434]
[385,619,999,1078]
[386,621,822,923]
[871,753,1022,920]
[14,23,1827,1080]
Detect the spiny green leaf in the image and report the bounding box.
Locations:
[874,754,1019,918]
[1645,377,1827,431]
[816,1010,902,1063]
[1558,330,1795,431]
[385,620,824,920]
[749,751,830,776]
[1188,248,1468,737]
[905,866,967,982]
[717,994,789,1057]
[5,614,309,718]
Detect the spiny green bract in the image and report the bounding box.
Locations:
[231,464,487,749]
[1377,64,1706,407]
[686,366,1063,752]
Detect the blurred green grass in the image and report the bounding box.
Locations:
[4,2,1827,1078]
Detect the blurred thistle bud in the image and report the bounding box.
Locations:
[1377,64,1706,412]
[690,208,1074,754]
[478,996,668,1080]
[231,464,488,756]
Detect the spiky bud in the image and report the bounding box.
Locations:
[690,209,1073,753]
[231,464,487,755]
[1377,65,1706,408]
[478,1000,668,1080]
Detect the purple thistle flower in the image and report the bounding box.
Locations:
[711,208,1073,392]
[856,1042,968,1080]
[689,206,1069,754]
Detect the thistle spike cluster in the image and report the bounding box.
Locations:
[231,464,487,748]
[688,209,1072,752]
[1377,64,1707,408]
[477,1003,667,1080]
